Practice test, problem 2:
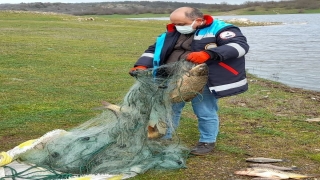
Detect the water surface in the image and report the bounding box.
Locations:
[230,14,320,92]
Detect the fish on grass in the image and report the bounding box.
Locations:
[246,157,287,163]
[305,117,320,122]
[249,163,298,171]
[251,178,282,180]
[234,167,318,179]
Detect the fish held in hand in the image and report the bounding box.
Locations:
[170,63,208,103]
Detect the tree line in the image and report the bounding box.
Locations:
[0,0,319,15]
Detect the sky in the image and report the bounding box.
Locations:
[0,0,282,5]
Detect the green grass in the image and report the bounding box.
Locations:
[0,11,320,179]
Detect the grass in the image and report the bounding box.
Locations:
[0,11,320,179]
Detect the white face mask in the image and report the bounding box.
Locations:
[175,20,196,34]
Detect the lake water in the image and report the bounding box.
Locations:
[129,14,320,92]
[229,14,320,92]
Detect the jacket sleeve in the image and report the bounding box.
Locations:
[133,43,156,68]
[207,26,249,61]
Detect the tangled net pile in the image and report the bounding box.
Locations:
[0,60,208,179]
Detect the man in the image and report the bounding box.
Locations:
[129,7,249,155]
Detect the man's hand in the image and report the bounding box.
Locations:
[186,51,211,64]
[129,66,147,77]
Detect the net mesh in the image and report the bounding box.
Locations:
[2,60,208,179]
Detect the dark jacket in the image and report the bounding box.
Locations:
[134,15,250,98]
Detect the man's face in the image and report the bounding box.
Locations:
[170,15,203,29]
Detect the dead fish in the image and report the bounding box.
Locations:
[101,101,121,113]
[246,157,287,163]
[147,125,160,139]
[95,101,164,139]
[251,178,281,180]
[234,167,315,179]
[251,178,282,180]
[92,101,122,113]
[305,117,320,122]
[93,101,132,117]
[170,63,208,103]
[249,163,298,171]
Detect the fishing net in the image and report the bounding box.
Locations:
[0,60,208,179]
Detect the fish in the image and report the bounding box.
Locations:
[170,63,208,103]
[147,125,160,139]
[234,167,316,179]
[249,163,298,171]
[305,117,320,122]
[97,101,165,139]
[245,157,287,163]
[101,101,121,114]
[251,178,281,180]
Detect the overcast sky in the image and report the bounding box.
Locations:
[0,0,282,5]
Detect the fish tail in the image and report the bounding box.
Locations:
[282,158,290,162]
